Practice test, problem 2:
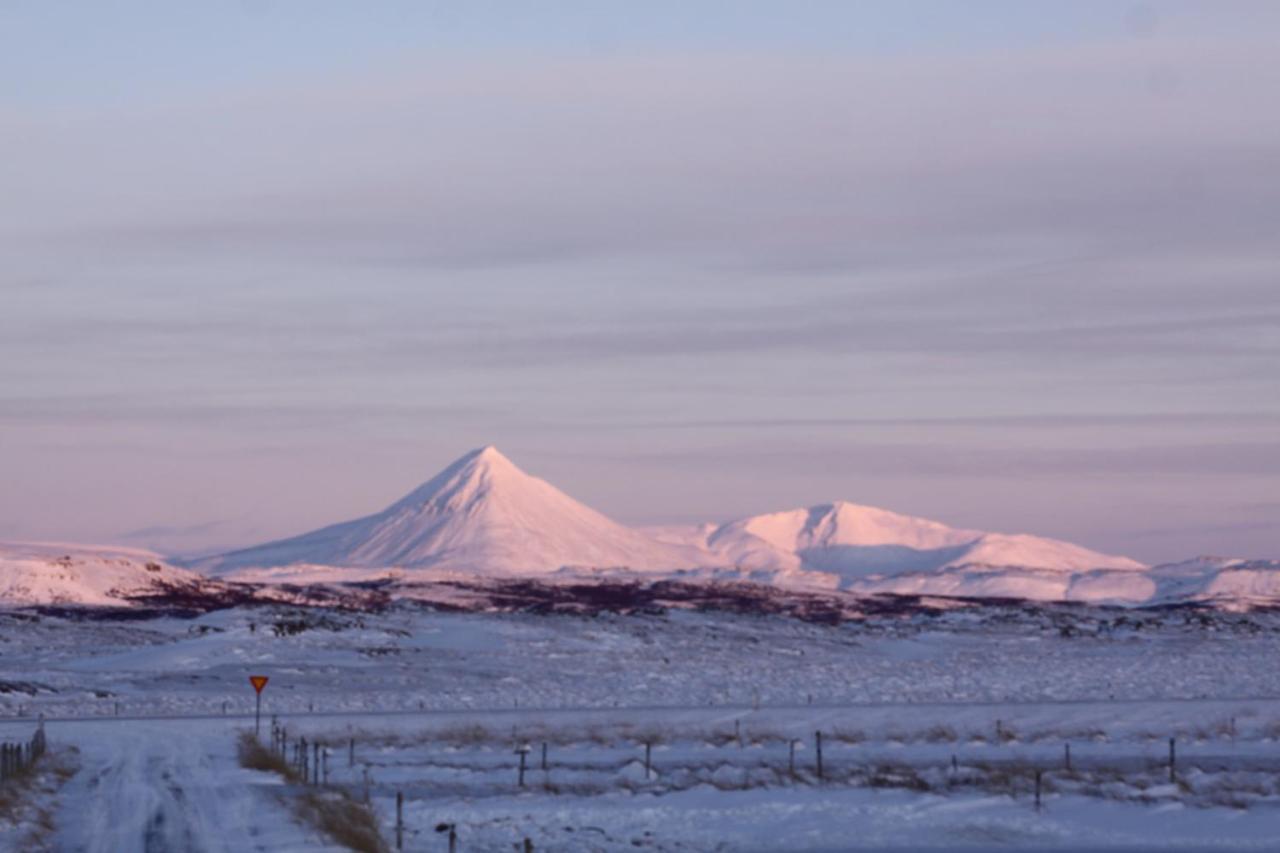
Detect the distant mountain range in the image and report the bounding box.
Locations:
[2,446,1276,607]
[194,446,1139,578]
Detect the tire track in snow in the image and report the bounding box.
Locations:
[50,723,332,853]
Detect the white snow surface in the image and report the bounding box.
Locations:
[7,605,1280,850]
[0,541,201,607]
[697,502,1145,580]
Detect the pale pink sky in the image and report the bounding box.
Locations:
[1,2,1277,562]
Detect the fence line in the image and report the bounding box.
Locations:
[0,724,47,783]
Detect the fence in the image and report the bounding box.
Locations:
[0,725,47,783]
[290,721,1280,851]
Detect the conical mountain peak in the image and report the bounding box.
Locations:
[464,444,512,467]
[390,445,533,515]
[202,447,709,574]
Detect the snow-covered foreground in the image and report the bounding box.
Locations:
[8,701,1280,852]
[4,602,1280,850]
[1,719,345,853]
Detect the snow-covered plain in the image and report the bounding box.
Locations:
[5,599,1280,850]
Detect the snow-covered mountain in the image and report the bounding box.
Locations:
[197,446,711,575]
[684,501,1144,581]
[197,446,1149,591]
[0,541,205,606]
[11,446,1273,608]
[1148,557,1280,606]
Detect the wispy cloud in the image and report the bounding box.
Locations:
[1,5,1277,561]
[564,440,1280,478]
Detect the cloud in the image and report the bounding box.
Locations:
[574,440,1280,478]
[541,411,1280,432]
[0,394,493,430]
[5,29,1280,276]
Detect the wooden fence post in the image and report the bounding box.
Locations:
[516,745,530,787]
[815,731,824,781]
[1168,737,1176,783]
[395,791,404,851]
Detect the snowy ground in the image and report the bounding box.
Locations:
[35,721,345,853]
[3,601,1280,850]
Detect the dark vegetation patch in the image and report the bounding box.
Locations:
[416,579,883,625]
[271,611,362,637]
[0,681,52,697]
[123,579,390,617]
[237,732,387,853]
[7,571,1279,635]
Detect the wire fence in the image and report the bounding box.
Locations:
[0,724,47,783]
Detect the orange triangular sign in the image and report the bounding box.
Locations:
[249,675,269,693]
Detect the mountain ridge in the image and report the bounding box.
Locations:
[7,446,1272,608]
[0,541,204,606]
[195,446,1143,582]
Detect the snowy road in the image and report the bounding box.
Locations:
[37,720,339,853]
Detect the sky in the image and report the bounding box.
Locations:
[1,1,1278,563]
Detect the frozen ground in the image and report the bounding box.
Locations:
[2,600,1280,850]
[4,603,1280,717]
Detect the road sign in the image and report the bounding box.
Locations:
[249,675,269,734]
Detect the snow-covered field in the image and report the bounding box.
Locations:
[4,601,1280,850]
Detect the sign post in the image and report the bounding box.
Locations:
[249,675,269,735]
